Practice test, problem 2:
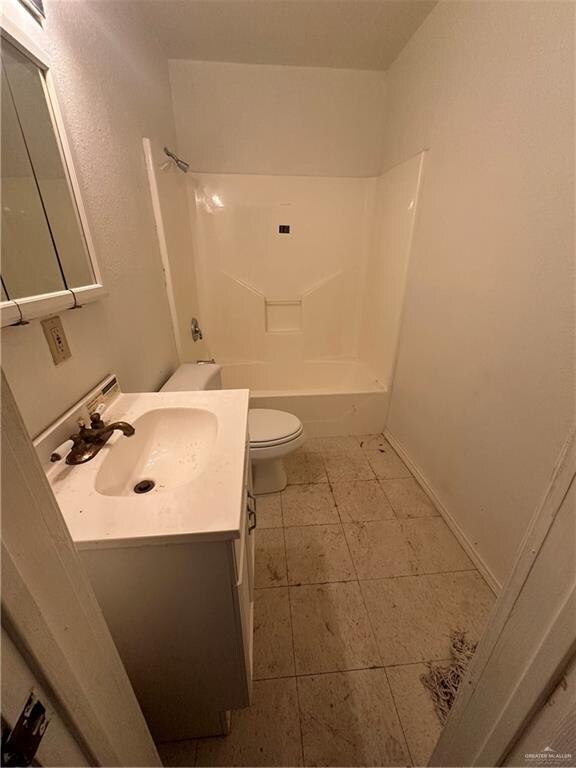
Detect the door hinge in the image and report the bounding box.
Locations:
[1,691,51,767]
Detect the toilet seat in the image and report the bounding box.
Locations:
[249,408,306,490]
[248,409,303,448]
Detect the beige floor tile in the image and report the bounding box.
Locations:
[255,493,283,528]
[298,669,410,767]
[196,678,303,767]
[387,663,443,767]
[355,434,389,451]
[285,449,328,484]
[253,587,295,680]
[401,517,473,573]
[157,739,197,767]
[306,436,362,454]
[344,518,472,579]
[365,445,411,480]
[282,484,339,527]
[254,528,287,588]
[290,582,380,674]
[428,570,495,644]
[285,525,356,585]
[361,576,448,665]
[343,520,420,579]
[332,480,395,523]
[381,478,439,519]
[361,571,493,665]
[323,452,376,482]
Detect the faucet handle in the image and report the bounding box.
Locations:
[89,403,107,426]
[50,439,75,463]
[90,412,104,427]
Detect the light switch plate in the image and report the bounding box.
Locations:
[41,315,71,365]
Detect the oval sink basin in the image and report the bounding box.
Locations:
[95,407,218,497]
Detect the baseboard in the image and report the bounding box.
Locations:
[384,428,502,595]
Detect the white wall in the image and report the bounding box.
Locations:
[189,173,375,363]
[382,1,575,586]
[169,60,386,177]
[1,0,201,436]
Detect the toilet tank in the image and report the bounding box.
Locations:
[161,363,223,392]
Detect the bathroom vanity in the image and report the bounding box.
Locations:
[35,378,254,741]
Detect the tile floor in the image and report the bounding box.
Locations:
[158,435,496,768]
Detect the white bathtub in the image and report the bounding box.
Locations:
[221,360,387,437]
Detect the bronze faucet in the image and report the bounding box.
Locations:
[55,412,135,465]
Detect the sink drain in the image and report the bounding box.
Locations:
[133,479,155,494]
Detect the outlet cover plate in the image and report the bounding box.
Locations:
[41,315,71,365]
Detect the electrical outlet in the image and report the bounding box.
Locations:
[41,315,71,365]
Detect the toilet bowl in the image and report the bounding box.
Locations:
[160,363,305,494]
[248,408,305,494]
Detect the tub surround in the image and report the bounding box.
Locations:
[221,359,382,393]
[221,360,387,437]
[181,162,424,402]
[249,388,387,438]
[188,173,375,365]
[358,152,425,385]
[180,165,422,436]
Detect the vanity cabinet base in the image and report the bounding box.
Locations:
[81,527,254,742]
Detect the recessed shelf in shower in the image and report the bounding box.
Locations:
[265,299,302,333]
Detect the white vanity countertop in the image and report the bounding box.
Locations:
[44,389,250,550]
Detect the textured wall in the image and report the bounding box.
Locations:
[383,1,575,586]
[169,60,387,177]
[2,0,190,435]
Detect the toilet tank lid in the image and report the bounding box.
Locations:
[160,363,222,392]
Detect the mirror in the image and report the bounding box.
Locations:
[1,39,95,301]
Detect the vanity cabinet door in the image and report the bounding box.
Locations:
[246,497,256,602]
[81,539,249,741]
[236,535,254,698]
[234,479,255,701]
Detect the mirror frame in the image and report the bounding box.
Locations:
[0,3,106,327]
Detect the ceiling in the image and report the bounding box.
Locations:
[135,0,437,71]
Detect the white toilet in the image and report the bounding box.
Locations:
[160,363,305,494]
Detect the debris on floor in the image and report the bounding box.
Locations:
[420,631,478,724]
